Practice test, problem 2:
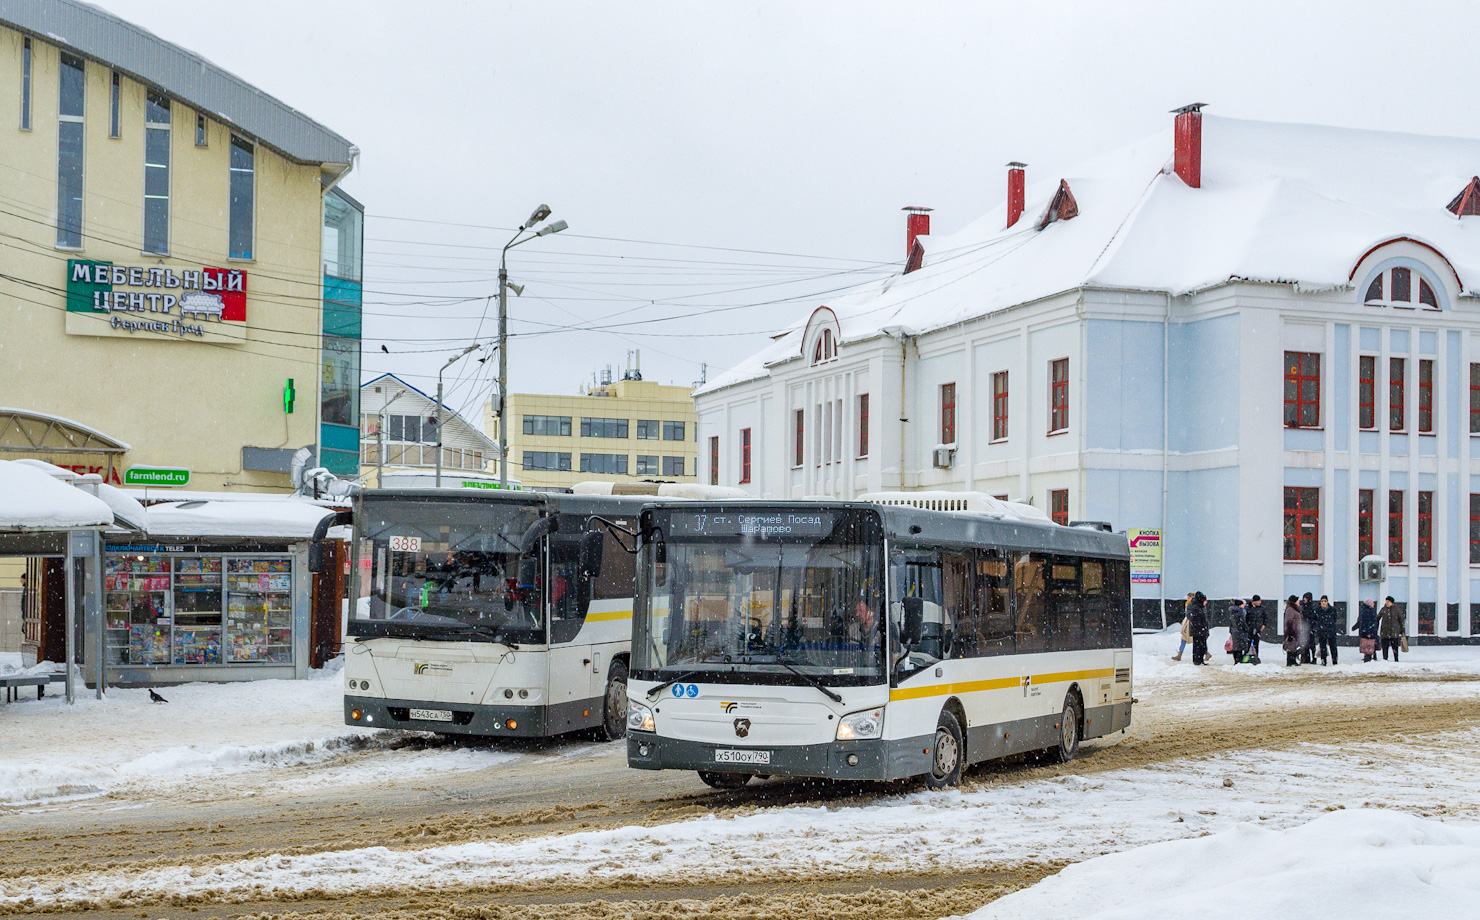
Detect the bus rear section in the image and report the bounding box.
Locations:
[344,490,640,739]
[626,501,1132,787]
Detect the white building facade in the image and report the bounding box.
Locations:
[695,110,1480,636]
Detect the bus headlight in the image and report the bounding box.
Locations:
[836,707,884,741]
[628,701,655,733]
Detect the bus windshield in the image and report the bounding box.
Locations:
[634,508,885,686]
[352,496,544,644]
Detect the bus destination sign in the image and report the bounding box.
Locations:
[667,511,836,539]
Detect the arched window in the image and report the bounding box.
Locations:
[1364,266,1440,310]
[811,327,837,365]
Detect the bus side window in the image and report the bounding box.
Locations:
[592,520,638,601]
[973,551,1014,656]
[941,552,969,659]
[1047,557,1083,650]
[1107,558,1132,643]
[1081,559,1108,648]
[1013,554,1048,653]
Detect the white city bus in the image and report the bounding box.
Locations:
[344,488,650,739]
[626,498,1133,787]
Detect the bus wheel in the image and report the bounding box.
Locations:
[600,659,629,741]
[925,709,963,789]
[698,770,751,789]
[1048,693,1082,763]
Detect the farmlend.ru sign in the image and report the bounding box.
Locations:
[64,259,248,344]
[123,466,191,487]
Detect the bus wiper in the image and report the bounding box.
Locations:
[646,670,703,701]
[422,623,519,648]
[776,655,844,703]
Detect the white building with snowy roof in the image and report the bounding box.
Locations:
[694,106,1480,635]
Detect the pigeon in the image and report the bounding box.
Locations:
[148,689,168,703]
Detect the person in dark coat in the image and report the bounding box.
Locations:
[1378,596,1405,662]
[1227,599,1249,663]
[1352,599,1379,662]
[1186,591,1211,665]
[1246,595,1268,663]
[1283,595,1307,667]
[1314,595,1339,665]
[1299,592,1317,664]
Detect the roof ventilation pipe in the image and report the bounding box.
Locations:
[903,206,931,274]
[1172,103,1206,188]
[1006,162,1026,228]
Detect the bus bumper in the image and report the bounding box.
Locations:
[627,733,927,781]
[345,694,549,737]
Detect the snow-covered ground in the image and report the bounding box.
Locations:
[3,634,1480,914]
[0,664,524,806]
[956,809,1480,920]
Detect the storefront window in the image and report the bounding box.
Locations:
[226,558,293,662]
[320,335,360,427]
[105,551,294,667]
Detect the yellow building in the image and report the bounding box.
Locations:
[487,376,698,490]
[0,1,362,494]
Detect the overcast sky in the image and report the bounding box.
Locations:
[92,0,1480,418]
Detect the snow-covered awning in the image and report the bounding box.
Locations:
[0,459,113,531]
[11,459,148,532]
[145,500,336,540]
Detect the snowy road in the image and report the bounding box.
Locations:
[3,637,1479,919]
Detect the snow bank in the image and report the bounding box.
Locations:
[145,499,335,539]
[958,810,1480,919]
[0,459,112,529]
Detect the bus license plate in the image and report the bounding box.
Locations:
[715,748,770,765]
[409,708,453,722]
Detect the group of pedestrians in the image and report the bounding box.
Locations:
[1172,591,1409,667]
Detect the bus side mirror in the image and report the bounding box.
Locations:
[517,557,538,592]
[307,543,323,573]
[654,539,666,565]
[579,530,604,579]
[902,597,924,646]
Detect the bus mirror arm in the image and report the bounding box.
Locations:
[518,516,559,556]
[307,510,354,573]
[586,516,638,554]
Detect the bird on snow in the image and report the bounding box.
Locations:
[148,689,168,703]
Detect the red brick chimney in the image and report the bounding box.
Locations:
[904,206,932,257]
[1172,103,1206,188]
[1006,162,1026,228]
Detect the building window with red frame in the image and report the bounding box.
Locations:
[940,383,956,445]
[1283,487,1319,561]
[1358,356,1376,430]
[739,429,751,484]
[1471,493,1480,564]
[992,371,1009,441]
[793,409,804,467]
[1049,489,1069,526]
[1283,351,1320,428]
[857,393,869,458]
[1388,490,1404,563]
[1417,491,1433,563]
[1418,359,1433,433]
[1389,358,1406,431]
[1358,489,1374,559]
[1471,364,1480,434]
[709,436,719,486]
[1049,358,1069,433]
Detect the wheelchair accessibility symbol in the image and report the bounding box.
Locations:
[671,683,700,698]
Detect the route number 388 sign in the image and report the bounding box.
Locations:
[388,535,422,553]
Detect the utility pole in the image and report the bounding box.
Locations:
[498,205,568,488]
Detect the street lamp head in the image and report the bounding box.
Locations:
[534,219,568,237]
[524,204,552,229]
[507,281,525,297]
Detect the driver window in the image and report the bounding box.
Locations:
[890,548,945,671]
[941,552,968,659]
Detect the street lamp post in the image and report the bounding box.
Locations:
[435,343,481,488]
[497,206,568,487]
[375,388,409,488]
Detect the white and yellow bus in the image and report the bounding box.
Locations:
[626,498,1133,787]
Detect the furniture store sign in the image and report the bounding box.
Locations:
[64,259,248,343]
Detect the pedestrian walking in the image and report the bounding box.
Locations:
[1315,594,1339,665]
[1227,599,1249,663]
[1283,595,1308,667]
[1246,595,1267,664]
[1299,592,1318,664]
[1378,596,1405,662]
[1172,592,1194,661]
[1187,591,1211,665]
[1353,599,1379,662]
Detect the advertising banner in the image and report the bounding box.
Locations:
[1128,529,1162,584]
[64,260,248,343]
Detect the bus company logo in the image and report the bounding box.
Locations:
[722,702,738,713]
[721,701,760,713]
[733,718,752,738]
[413,662,453,676]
